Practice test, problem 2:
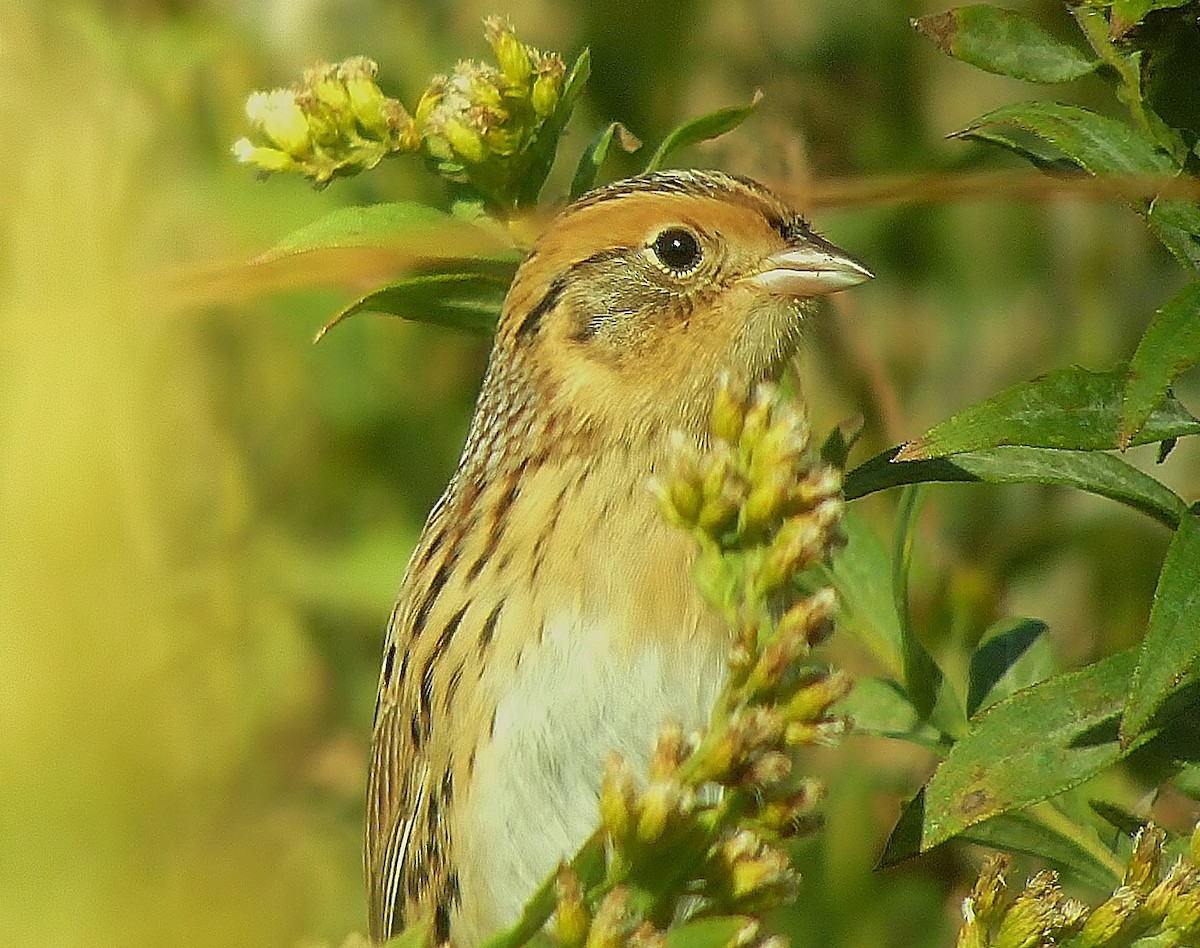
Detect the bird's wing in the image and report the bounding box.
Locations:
[366,687,429,941]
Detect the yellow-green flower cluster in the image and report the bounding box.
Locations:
[546,380,849,948]
[233,57,419,187]
[413,16,566,207]
[958,824,1200,948]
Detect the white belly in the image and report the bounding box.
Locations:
[455,609,726,943]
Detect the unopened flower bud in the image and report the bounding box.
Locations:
[1124,824,1165,893]
[747,751,792,787]
[740,472,792,535]
[1144,858,1199,922]
[555,864,590,947]
[711,377,747,444]
[759,779,826,834]
[443,117,487,163]
[232,138,296,173]
[650,720,684,781]
[586,888,630,948]
[600,754,635,844]
[757,517,824,594]
[993,871,1084,948]
[485,16,533,86]
[785,670,853,724]
[246,89,310,156]
[531,56,564,117]
[636,779,682,843]
[1075,886,1140,946]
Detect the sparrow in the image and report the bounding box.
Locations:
[365,168,871,946]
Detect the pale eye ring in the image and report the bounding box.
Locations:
[651,228,703,274]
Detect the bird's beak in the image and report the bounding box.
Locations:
[747,235,873,297]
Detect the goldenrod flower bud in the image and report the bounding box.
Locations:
[245,89,310,156]
[740,472,792,535]
[443,117,487,163]
[746,750,791,787]
[650,720,684,781]
[636,779,681,843]
[485,15,533,86]
[757,516,823,594]
[339,57,391,137]
[599,754,635,844]
[784,669,852,724]
[1074,886,1141,946]
[586,889,630,948]
[1144,858,1200,925]
[1164,885,1200,936]
[1124,824,1166,893]
[555,865,590,947]
[993,871,1084,948]
[231,137,296,173]
[711,375,747,444]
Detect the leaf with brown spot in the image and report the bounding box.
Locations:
[919,647,1156,850]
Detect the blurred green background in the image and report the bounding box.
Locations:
[2,1,1197,946]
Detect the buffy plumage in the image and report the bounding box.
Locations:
[365,170,871,945]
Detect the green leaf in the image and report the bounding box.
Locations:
[838,676,931,743]
[893,365,1200,461]
[1121,507,1200,743]
[954,101,1179,177]
[920,648,1154,849]
[643,91,763,173]
[663,917,755,948]
[967,618,1052,717]
[845,443,1187,529]
[315,270,512,340]
[824,510,906,680]
[1121,282,1200,446]
[256,202,513,262]
[569,122,642,200]
[953,101,1200,269]
[913,6,1098,82]
[958,805,1122,890]
[894,486,943,720]
[517,48,591,207]
[1147,199,1200,271]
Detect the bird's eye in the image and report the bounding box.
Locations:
[651,228,703,274]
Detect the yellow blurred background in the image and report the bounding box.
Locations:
[2,2,1195,946]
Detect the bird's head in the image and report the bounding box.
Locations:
[485,170,871,451]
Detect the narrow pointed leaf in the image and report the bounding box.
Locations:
[845,443,1186,528]
[957,808,1121,890]
[1121,282,1200,446]
[257,202,512,262]
[967,618,1052,717]
[881,790,1122,890]
[954,101,1178,176]
[914,6,1098,82]
[644,91,762,173]
[920,648,1153,849]
[1121,507,1200,742]
[953,101,1200,269]
[315,271,511,340]
[894,365,1200,461]
[570,122,642,199]
[824,510,905,679]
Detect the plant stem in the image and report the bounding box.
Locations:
[1070,6,1157,145]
